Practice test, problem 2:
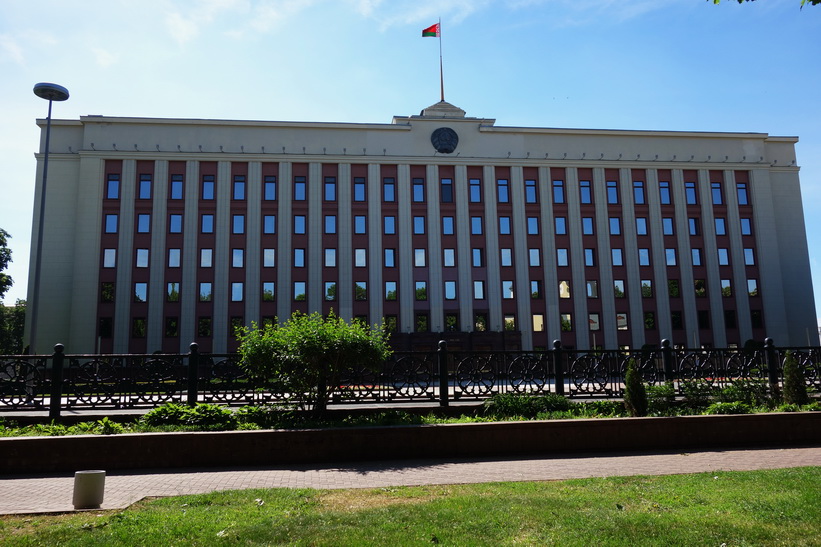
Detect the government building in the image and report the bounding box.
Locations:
[26,101,819,354]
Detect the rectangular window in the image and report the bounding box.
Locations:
[582,217,594,235]
[263,248,275,267]
[497,179,509,203]
[636,217,647,235]
[294,248,305,267]
[718,248,730,266]
[737,183,748,205]
[197,317,212,337]
[500,248,512,267]
[473,280,485,300]
[263,215,276,234]
[200,248,213,267]
[444,280,456,300]
[525,179,538,203]
[168,248,181,268]
[666,248,677,266]
[502,280,514,299]
[384,216,396,234]
[415,281,427,301]
[633,181,645,204]
[472,248,483,267]
[692,248,702,266]
[724,310,737,330]
[231,282,243,302]
[529,248,540,267]
[412,178,425,202]
[353,177,366,202]
[441,178,453,203]
[559,280,571,299]
[168,214,182,233]
[139,174,152,200]
[532,313,545,332]
[443,248,455,267]
[645,312,656,330]
[383,178,395,202]
[469,178,481,202]
[325,248,336,267]
[580,180,592,204]
[612,248,623,266]
[740,218,752,235]
[606,180,619,204]
[132,318,147,338]
[744,248,755,265]
[695,279,707,297]
[103,248,116,268]
[609,217,621,235]
[711,182,723,205]
[586,280,598,298]
[294,176,306,200]
[384,248,395,268]
[263,282,275,301]
[555,217,567,235]
[233,176,246,200]
[324,177,336,201]
[106,174,120,199]
[264,176,277,200]
[715,217,726,236]
[414,248,426,267]
[499,216,511,235]
[325,282,336,301]
[294,282,306,301]
[356,248,367,267]
[202,175,215,200]
[167,282,180,302]
[617,313,628,331]
[589,313,600,331]
[659,181,671,204]
[201,214,214,233]
[232,214,245,234]
[668,279,680,297]
[614,279,625,297]
[471,217,482,235]
[721,279,732,297]
[584,248,595,267]
[698,310,710,330]
[557,248,569,267]
[385,281,397,301]
[748,279,759,296]
[232,248,244,268]
[416,314,429,333]
[324,215,336,234]
[662,217,674,235]
[561,313,572,332]
[355,215,367,234]
[294,215,306,234]
[136,214,150,233]
[531,280,542,299]
[552,180,565,203]
[104,214,118,233]
[504,315,516,332]
[688,217,699,236]
[134,282,147,303]
[136,248,149,268]
[442,216,454,235]
[671,311,683,330]
[685,181,697,204]
[199,282,212,302]
[527,217,539,235]
[641,279,652,298]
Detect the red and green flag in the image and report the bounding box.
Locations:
[422,23,439,37]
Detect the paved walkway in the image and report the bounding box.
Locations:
[1,446,819,515]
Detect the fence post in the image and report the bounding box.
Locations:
[187,342,199,407]
[552,340,564,396]
[661,339,675,382]
[764,337,781,398]
[48,343,65,420]
[438,340,449,407]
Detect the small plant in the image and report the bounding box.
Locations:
[140,402,237,431]
[623,359,648,417]
[776,403,801,413]
[483,393,541,418]
[141,402,191,426]
[97,416,125,435]
[575,400,626,417]
[782,351,809,406]
[704,401,751,415]
[718,379,771,407]
[803,401,821,412]
[646,382,677,414]
[680,381,714,409]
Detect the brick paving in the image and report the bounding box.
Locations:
[1,446,819,515]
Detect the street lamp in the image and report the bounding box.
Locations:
[30,82,69,353]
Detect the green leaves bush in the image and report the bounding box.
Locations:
[141,403,238,431]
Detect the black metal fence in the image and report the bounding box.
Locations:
[1,339,819,418]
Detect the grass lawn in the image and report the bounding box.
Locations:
[2,467,819,546]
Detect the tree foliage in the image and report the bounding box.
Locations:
[623,359,648,417]
[236,311,392,413]
[782,351,809,406]
[712,0,820,6]
[0,229,12,301]
[0,299,26,355]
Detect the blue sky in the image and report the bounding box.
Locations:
[1,0,820,328]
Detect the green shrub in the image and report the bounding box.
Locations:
[803,401,821,412]
[575,400,627,417]
[782,351,809,406]
[97,416,125,435]
[141,402,237,431]
[623,359,648,417]
[141,402,191,426]
[646,382,677,414]
[776,403,801,413]
[717,379,771,407]
[483,393,541,418]
[539,393,573,412]
[704,401,752,415]
[680,381,714,409]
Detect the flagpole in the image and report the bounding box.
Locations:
[438,18,445,102]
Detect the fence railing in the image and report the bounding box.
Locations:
[1,339,819,418]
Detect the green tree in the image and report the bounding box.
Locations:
[782,351,809,406]
[712,0,819,6]
[0,229,13,301]
[0,299,26,355]
[236,311,392,413]
[623,359,648,417]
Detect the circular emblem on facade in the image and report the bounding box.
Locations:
[431,127,459,154]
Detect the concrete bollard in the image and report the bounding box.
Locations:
[72,470,106,510]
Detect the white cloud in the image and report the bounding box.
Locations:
[0,34,24,65]
[92,47,118,68]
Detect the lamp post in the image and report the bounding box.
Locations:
[30,82,69,353]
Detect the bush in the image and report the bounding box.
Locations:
[782,351,809,406]
[680,381,713,409]
[803,401,821,412]
[704,401,752,415]
[236,311,392,413]
[623,359,648,417]
[141,402,238,431]
[483,393,572,418]
[717,379,771,407]
[575,400,626,417]
[646,382,677,414]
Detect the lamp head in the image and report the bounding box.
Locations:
[33,82,69,102]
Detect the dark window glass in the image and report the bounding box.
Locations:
[294,176,306,200]
[497,179,509,203]
[441,178,453,203]
[264,176,277,200]
[469,178,481,202]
